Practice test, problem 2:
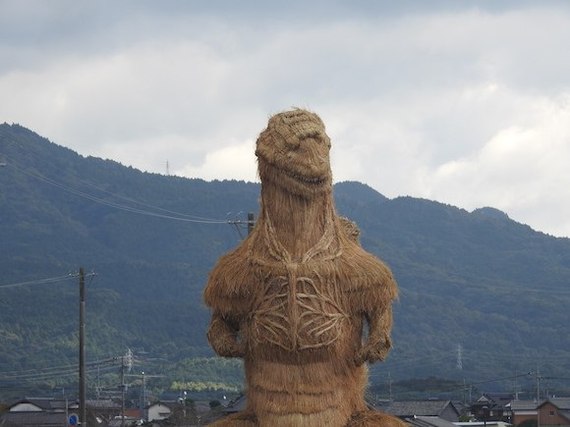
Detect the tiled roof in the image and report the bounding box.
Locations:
[382,400,455,417]
[223,395,247,413]
[9,397,75,412]
[479,393,514,403]
[541,398,570,410]
[1,411,67,426]
[86,399,121,409]
[509,400,538,411]
[406,416,458,427]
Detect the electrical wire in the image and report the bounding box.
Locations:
[71,174,223,222]
[4,154,230,224]
[0,273,88,290]
[0,357,127,383]
[0,271,96,290]
[399,280,570,297]
[0,358,115,378]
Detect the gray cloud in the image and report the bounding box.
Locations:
[2,0,570,237]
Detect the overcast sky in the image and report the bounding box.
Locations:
[2,0,570,238]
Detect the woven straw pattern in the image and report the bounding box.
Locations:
[204,109,406,427]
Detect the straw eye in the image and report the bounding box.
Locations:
[283,135,301,150]
[301,130,327,144]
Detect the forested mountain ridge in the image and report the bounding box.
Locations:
[2,123,570,400]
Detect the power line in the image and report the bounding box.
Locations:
[399,282,570,297]
[4,155,229,224]
[0,355,133,390]
[0,363,119,383]
[0,358,117,378]
[68,168,222,222]
[2,144,224,223]
[0,272,95,290]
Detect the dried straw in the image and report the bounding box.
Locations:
[204,109,403,426]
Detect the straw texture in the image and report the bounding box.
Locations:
[204,109,406,427]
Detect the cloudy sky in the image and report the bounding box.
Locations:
[2,0,570,238]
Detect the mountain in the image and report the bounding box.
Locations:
[2,123,570,401]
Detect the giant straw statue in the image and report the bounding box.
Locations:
[204,109,406,427]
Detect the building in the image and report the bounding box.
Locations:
[471,393,514,423]
[147,401,173,422]
[537,398,570,427]
[0,397,124,426]
[379,400,461,422]
[509,400,538,426]
[0,397,77,427]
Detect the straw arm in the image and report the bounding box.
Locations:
[355,305,393,365]
[207,311,245,358]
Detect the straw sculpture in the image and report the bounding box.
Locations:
[204,109,406,427]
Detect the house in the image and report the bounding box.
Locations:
[7,397,77,413]
[379,400,461,422]
[0,397,77,426]
[509,399,538,426]
[0,397,127,426]
[537,398,570,427]
[147,401,173,422]
[470,393,514,423]
[86,398,122,424]
[222,394,247,417]
[108,414,140,427]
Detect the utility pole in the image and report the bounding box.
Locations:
[228,212,255,240]
[536,366,541,402]
[79,267,87,427]
[140,371,146,421]
[121,356,126,427]
[514,369,519,401]
[456,344,463,370]
[247,212,255,235]
[119,348,132,427]
[125,369,163,424]
[537,366,541,427]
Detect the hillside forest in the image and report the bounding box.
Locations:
[1,123,570,403]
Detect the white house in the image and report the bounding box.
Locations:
[147,402,173,421]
